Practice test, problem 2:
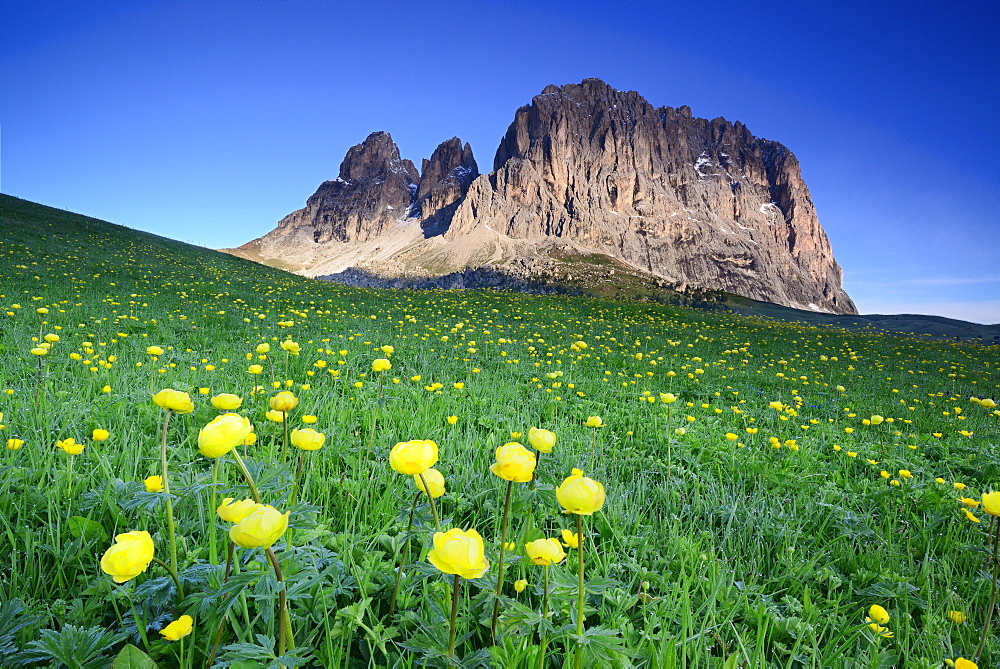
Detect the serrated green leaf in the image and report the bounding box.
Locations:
[112,644,158,669]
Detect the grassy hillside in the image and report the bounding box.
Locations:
[1,193,998,668]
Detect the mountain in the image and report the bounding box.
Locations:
[227,78,857,314]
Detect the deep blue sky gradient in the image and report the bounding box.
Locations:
[2,0,998,321]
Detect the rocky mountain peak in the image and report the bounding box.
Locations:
[415,138,479,234]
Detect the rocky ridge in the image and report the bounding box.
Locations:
[228,79,857,314]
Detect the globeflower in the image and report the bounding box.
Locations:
[372,358,391,372]
[255,343,271,354]
[269,391,298,412]
[211,393,243,411]
[152,389,194,414]
[57,438,84,455]
[490,442,537,482]
[527,427,556,453]
[198,413,253,458]
[248,364,264,374]
[525,538,567,565]
[561,529,580,548]
[265,410,285,422]
[217,497,264,523]
[584,416,605,428]
[982,491,1000,516]
[867,605,889,625]
[160,615,193,641]
[427,528,490,579]
[380,345,394,356]
[280,340,300,355]
[143,475,164,493]
[413,468,446,498]
[92,429,109,441]
[100,530,155,583]
[229,505,289,549]
[146,346,164,356]
[290,428,325,451]
[389,439,438,475]
[556,468,605,515]
[7,438,24,450]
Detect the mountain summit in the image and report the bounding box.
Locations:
[231,79,856,314]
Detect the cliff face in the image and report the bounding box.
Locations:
[233,79,856,314]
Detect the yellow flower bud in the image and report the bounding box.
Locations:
[525,538,567,565]
[514,579,527,593]
[100,530,154,583]
[413,468,446,498]
[269,391,298,412]
[290,428,325,451]
[211,393,243,411]
[556,468,605,515]
[527,427,556,453]
[92,429,109,441]
[489,442,536,482]
[868,604,889,625]
[198,413,253,458]
[584,416,605,428]
[152,388,194,413]
[229,506,289,549]
[427,528,490,579]
[389,439,438,475]
[217,497,263,523]
[143,475,164,493]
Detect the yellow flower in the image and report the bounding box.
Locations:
[527,427,556,453]
[725,433,738,441]
[211,393,243,411]
[867,605,889,625]
[960,497,980,507]
[217,497,264,523]
[947,610,967,623]
[446,415,458,425]
[43,333,59,343]
[230,505,290,549]
[935,477,946,484]
[983,491,1000,516]
[143,475,164,493]
[413,468,446,498]
[92,429,109,441]
[870,415,884,425]
[981,399,997,409]
[160,615,193,641]
[561,529,581,548]
[146,346,164,356]
[290,428,325,451]
[489,442,537,482]
[661,392,677,404]
[427,528,490,579]
[301,414,317,424]
[100,530,155,583]
[954,482,968,490]
[248,364,264,374]
[57,438,84,455]
[372,358,392,372]
[198,413,253,458]
[389,439,438,475]
[525,538,567,565]
[280,340,301,355]
[768,401,783,410]
[152,389,194,413]
[898,469,912,479]
[556,468,605,515]
[514,579,527,593]
[265,410,285,422]
[244,432,257,446]
[584,416,605,428]
[269,391,298,412]
[255,343,271,354]
[7,438,24,450]
[30,347,47,356]
[380,345,394,356]
[964,509,981,523]
[955,658,978,669]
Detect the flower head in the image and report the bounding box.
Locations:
[527,427,557,453]
[561,529,580,548]
[265,409,285,422]
[57,437,84,455]
[146,346,164,356]
[269,391,298,412]
[389,439,438,475]
[947,610,968,623]
[867,605,889,625]
[525,538,567,565]
[217,497,264,523]
[291,428,325,451]
[556,468,605,515]
[414,468,446,498]
[211,393,243,411]
[198,413,253,458]
[160,615,193,641]
[143,475,164,492]
[982,491,1000,516]
[489,442,537,482]
[152,389,194,413]
[584,416,605,428]
[427,528,490,579]
[514,579,527,593]
[372,358,392,372]
[280,340,300,355]
[92,429,109,441]
[255,343,271,354]
[100,530,154,583]
[229,505,289,549]
[7,438,24,450]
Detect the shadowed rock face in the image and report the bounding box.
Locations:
[236,79,856,314]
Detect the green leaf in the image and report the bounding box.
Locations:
[68,516,108,543]
[112,644,158,669]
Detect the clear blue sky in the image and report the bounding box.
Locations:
[3,0,998,322]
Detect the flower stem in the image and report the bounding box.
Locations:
[159,410,179,578]
[205,541,234,669]
[418,472,441,532]
[388,493,421,619]
[281,412,289,464]
[491,479,514,643]
[538,565,550,669]
[588,431,598,471]
[575,513,586,669]
[975,515,1000,662]
[265,547,294,657]
[230,451,262,504]
[448,574,461,661]
[209,459,219,565]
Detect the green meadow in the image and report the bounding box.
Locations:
[1,193,998,668]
